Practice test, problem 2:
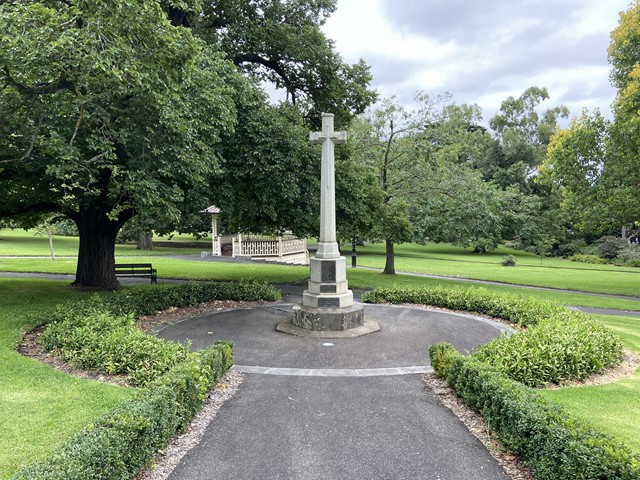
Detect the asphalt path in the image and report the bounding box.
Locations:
[156,302,513,480]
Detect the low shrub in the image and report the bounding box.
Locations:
[503,241,524,250]
[12,343,233,480]
[597,236,627,260]
[364,286,623,387]
[568,254,607,264]
[617,245,640,261]
[429,342,459,377]
[473,313,623,387]
[40,280,278,385]
[41,309,189,386]
[552,239,586,258]
[95,280,281,318]
[430,349,640,480]
[501,255,517,267]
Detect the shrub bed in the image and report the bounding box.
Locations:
[12,282,248,479]
[41,310,190,386]
[39,280,279,386]
[364,286,623,387]
[68,280,282,319]
[12,342,233,480]
[474,313,622,387]
[429,344,640,480]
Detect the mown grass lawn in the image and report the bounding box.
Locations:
[2,253,640,311]
[3,230,639,298]
[0,279,135,480]
[0,228,206,257]
[539,314,640,453]
[352,242,640,297]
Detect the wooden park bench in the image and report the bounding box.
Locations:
[114,263,157,284]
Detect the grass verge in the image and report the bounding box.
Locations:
[0,279,135,480]
[353,242,640,297]
[539,314,640,453]
[1,255,640,311]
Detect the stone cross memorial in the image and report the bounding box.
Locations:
[284,113,373,334]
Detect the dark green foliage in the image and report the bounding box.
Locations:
[49,280,281,319]
[41,310,189,386]
[12,343,232,480]
[430,350,640,480]
[474,315,623,387]
[362,286,566,327]
[40,281,275,385]
[598,236,627,259]
[365,286,623,386]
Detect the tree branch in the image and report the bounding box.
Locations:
[69,105,84,147]
[1,112,45,164]
[3,65,75,95]
[233,53,296,104]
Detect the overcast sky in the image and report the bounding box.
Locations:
[322,0,632,123]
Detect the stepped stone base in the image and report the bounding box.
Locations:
[278,302,377,338]
[289,303,365,331]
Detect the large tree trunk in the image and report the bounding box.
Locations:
[72,208,131,290]
[383,238,395,274]
[136,227,154,250]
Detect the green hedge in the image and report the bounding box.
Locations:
[363,286,623,386]
[12,342,233,480]
[13,282,250,478]
[39,280,279,386]
[362,286,567,327]
[429,344,640,480]
[56,280,282,319]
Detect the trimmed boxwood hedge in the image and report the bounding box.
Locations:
[12,342,233,480]
[362,285,568,328]
[363,286,623,386]
[429,344,640,480]
[55,280,282,319]
[11,281,264,479]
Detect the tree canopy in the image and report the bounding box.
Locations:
[0,0,376,288]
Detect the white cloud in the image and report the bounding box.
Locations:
[323,0,631,122]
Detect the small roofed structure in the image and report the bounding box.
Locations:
[202,206,309,265]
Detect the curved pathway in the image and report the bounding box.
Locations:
[154,302,513,480]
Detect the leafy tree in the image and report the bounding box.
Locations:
[170,0,376,126]
[540,2,640,240]
[350,94,508,273]
[488,86,569,191]
[0,1,239,288]
[348,97,427,274]
[540,110,611,235]
[411,161,506,253]
[606,2,640,234]
[212,87,320,236]
[0,0,375,288]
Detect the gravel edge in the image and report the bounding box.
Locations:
[423,373,534,480]
[135,370,245,480]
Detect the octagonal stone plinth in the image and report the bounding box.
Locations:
[278,302,378,338]
[290,303,365,331]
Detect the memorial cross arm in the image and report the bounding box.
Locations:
[309,113,347,145]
